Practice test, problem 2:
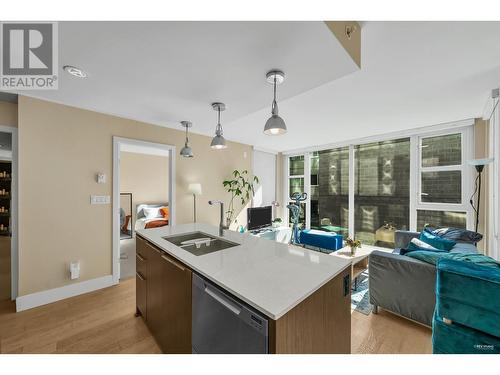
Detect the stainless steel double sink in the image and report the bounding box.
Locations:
[162,231,239,256]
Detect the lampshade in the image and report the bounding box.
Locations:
[211,102,228,150]
[180,121,194,158]
[468,158,494,173]
[180,144,193,158]
[264,70,287,136]
[264,114,287,135]
[188,183,202,196]
[210,133,227,149]
[468,158,494,166]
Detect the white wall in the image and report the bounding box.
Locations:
[488,98,500,260]
[253,150,276,208]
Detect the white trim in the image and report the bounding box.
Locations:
[282,122,474,239]
[414,128,472,229]
[113,137,176,284]
[348,145,355,238]
[0,124,18,300]
[283,156,289,225]
[16,275,113,312]
[283,118,474,156]
[409,136,418,231]
[304,154,311,229]
[252,146,278,155]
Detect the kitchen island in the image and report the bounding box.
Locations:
[135,223,352,354]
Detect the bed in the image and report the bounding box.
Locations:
[130,203,169,232]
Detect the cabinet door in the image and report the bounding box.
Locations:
[135,271,147,319]
[147,245,164,337]
[158,252,192,354]
[135,236,150,320]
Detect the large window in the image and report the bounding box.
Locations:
[354,138,410,247]
[284,125,472,247]
[287,155,306,228]
[310,147,349,238]
[417,132,467,230]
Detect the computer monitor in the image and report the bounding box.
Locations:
[247,206,272,231]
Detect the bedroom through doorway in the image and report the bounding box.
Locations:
[113,138,175,282]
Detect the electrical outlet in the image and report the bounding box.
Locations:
[70,261,80,280]
[90,195,110,205]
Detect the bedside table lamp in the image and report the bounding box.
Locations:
[188,183,202,223]
[468,158,494,232]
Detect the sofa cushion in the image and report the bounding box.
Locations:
[435,259,500,339]
[406,250,500,268]
[451,242,478,254]
[432,227,483,244]
[420,228,456,251]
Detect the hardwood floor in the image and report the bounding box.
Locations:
[0,277,431,354]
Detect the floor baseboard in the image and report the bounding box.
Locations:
[15,275,116,312]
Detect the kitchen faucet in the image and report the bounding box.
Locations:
[208,200,228,236]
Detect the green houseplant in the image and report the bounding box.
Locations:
[223,170,259,226]
[345,237,362,256]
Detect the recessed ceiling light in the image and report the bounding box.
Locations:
[63,65,88,78]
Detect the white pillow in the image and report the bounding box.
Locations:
[410,237,438,251]
[143,207,161,219]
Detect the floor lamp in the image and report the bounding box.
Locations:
[468,158,494,233]
[188,183,202,223]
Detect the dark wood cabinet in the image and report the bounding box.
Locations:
[158,252,192,353]
[135,271,147,319]
[136,235,350,354]
[147,245,164,337]
[136,235,192,354]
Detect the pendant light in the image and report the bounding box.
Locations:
[264,70,287,135]
[210,102,227,149]
[180,121,194,158]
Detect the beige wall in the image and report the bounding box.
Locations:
[474,118,489,253]
[120,151,169,224]
[324,21,361,68]
[18,96,252,296]
[0,101,18,127]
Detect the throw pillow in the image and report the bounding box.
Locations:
[143,207,161,219]
[400,238,447,255]
[431,227,483,244]
[420,228,456,251]
[159,207,169,219]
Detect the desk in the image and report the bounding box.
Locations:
[250,226,292,244]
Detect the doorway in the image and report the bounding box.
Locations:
[0,126,17,302]
[113,137,175,283]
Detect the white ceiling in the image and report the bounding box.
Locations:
[18,21,500,152]
[18,21,357,148]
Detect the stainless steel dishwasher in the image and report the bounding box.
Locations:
[192,273,269,354]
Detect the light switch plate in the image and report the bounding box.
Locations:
[90,195,111,205]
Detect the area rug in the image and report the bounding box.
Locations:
[351,270,372,315]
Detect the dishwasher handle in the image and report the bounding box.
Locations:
[204,286,241,315]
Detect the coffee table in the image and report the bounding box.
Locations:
[331,245,392,290]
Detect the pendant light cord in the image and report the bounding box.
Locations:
[216,106,223,135]
[271,75,278,114]
[273,75,277,102]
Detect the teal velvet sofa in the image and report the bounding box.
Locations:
[433,258,500,354]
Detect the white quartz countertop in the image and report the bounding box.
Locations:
[136,223,351,320]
